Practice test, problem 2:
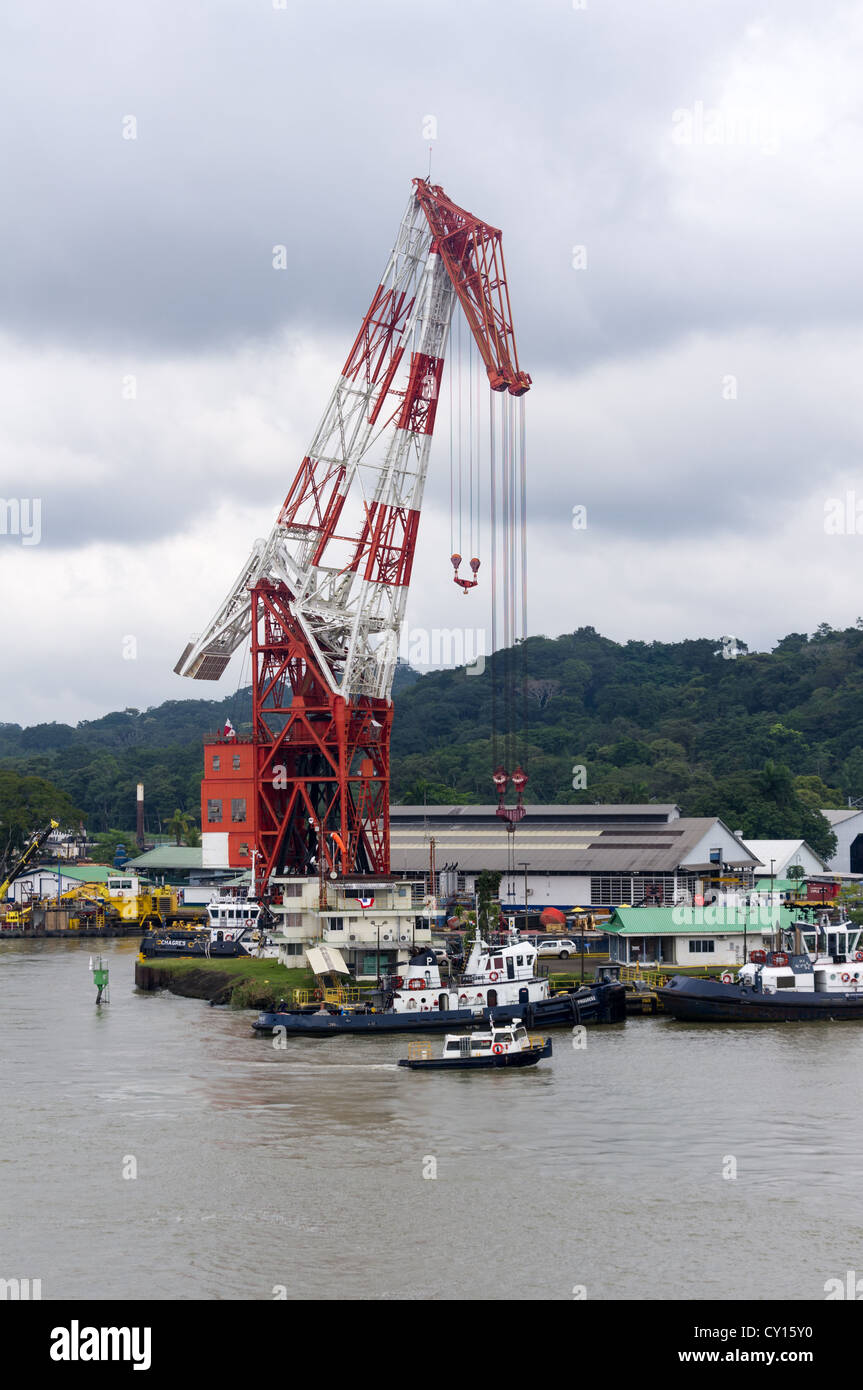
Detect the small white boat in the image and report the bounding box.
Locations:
[398,1019,552,1070]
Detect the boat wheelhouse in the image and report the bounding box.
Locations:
[387,933,548,1016]
[205,897,260,942]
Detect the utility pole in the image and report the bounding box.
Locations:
[519,861,529,936]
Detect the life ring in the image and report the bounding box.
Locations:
[772,953,789,967]
[489,971,500,982]
[492,1043,504,1055]
[408,977,424,990]
[392,976,403,989]
[856,953,863,963]
[842,972,851,983]
[721,972,734,984]
[313,989,323,1001]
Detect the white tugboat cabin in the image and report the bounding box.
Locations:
[205,897,260,941]
[736,916,863,994]
[388,931,550,1015]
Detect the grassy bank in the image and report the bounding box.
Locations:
[135,956,316,1010]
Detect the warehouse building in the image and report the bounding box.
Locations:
[821,808,863,875]
[389,803,759,912]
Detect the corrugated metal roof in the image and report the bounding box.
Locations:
[605,906,796,936]
[392,804,680,821]
[19,864,115,882]
[126,847,204,869]
[389,816,755,873]
[822,808,861,824]
[742,839,826,871]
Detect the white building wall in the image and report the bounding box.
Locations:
[496,873,593,908]
[823,811,863,874]
[201,831,230,868]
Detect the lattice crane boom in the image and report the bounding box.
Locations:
[177,177,530,887]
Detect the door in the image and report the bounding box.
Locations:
[487,989,498,1007]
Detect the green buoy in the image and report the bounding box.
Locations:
[90,954,110,1004]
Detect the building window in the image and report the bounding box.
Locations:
[231,798,247,824]
[281,942,302,956]
[282,912,302,929]
[283,883,302,898]
[328,917,344,931]
[688,939,715,954]
[207,799,222,824]
[212,755,220,770]
[238,843,249,857]
[232,754,241,770]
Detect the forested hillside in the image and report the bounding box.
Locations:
[4,623,863,861]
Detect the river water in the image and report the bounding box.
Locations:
[2,937,862,1301]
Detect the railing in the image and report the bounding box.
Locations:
[292,986,361,1006]
[406,1041,433,1060]
[620,965,671,988]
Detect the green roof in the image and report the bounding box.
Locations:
[126,847,204,869]
[52,865,115,882]
[605,906,797,936]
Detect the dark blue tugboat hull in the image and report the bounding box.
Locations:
[252,983,626,1035]
[658,975,863,1022]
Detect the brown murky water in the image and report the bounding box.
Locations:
[2,938,862,1300]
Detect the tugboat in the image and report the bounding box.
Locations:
[252,930,626,1036]
[658,913,863,1022]
[398,1019,552,1071]
[140,896,268,959]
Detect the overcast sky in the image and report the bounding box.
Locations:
[3,0,863,725]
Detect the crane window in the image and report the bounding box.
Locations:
[231,798,247,824]
[207,799,222,824]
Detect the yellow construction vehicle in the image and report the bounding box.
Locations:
[54,875,201,931]
[0,819,59,927]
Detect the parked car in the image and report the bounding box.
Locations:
[536,937,579,959]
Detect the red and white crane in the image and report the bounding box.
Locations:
[175,177,530,894]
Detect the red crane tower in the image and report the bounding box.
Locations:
[175,177,530,895]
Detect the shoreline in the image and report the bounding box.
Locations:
[134,956,315,1010]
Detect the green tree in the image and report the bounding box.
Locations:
[166,808,192,846]
[0,771,82,875]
